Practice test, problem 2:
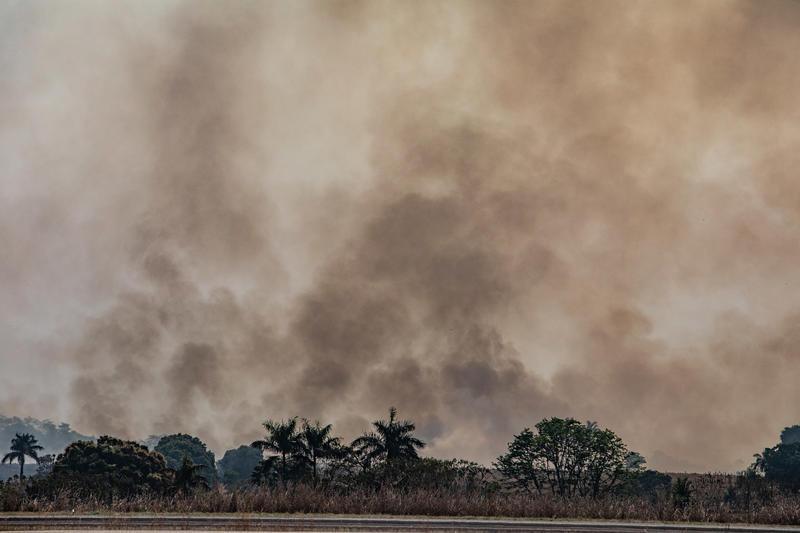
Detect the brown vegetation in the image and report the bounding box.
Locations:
[2,475,800,525]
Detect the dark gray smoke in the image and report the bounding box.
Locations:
[2,0,800,472]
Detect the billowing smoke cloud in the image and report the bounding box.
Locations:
[2,0,800,472]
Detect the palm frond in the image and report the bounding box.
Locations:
[2,452,19,464]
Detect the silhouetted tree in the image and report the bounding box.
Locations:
[218,445,263,487]
[624,451,646,471]
[351,407,425,465]
[755,441,800,492]
[51,436,170,498]
[494,428,544,494]
[298,419,341,485]
[252,418,300,487]
[781,425,800,445]
[250,456,279,486]
[173,456,208,493]
[0,416,91,456]
[583,422,629,497]
[496,418,631,498]
[672,476,694,508]
[154,434,217,485]
[2,433,43,479]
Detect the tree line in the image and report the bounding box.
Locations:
[4,408,800,504]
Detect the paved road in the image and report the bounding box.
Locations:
[2,516,800,533]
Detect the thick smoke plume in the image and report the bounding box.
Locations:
[2,0,800,471]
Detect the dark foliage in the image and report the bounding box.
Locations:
[173,456,209,493]
[298,419,342,485]
[47,436,171,499]
[35,454,55,477]
[616,469,672,501]
[9,412,800,524]
[252,418,301,487]
[250,456,280,486]
[374,457,496,493]
[351,407,425,465]
[0,416,92,457]
[1,433,43,479]
[781,425,800,445]
[495,418,631,498]
[154,433,217,485]
[672,477,694,508]
[755,441,800,493]
[218,445,263,487]
[724,469,774,510]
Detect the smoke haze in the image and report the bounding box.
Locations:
[2,0,800,472]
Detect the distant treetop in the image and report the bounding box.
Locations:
[154,433,217,484]
[781,425,800,445]
[0,415,93,455]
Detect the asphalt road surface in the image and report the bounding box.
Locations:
[2,516,800,533]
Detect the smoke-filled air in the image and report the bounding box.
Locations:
[2,0,800,473]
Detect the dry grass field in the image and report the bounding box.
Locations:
[3,475,800,526]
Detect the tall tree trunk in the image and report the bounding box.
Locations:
[312,453,317,485]
[19,455,24,479]
[281,452,287,488]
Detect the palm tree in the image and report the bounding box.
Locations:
[299,419,341,485]
[351,407,425,465]
[252,417,300,487]
[2,433,43,479]
[173,456,209,493]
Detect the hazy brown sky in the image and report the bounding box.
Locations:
[1,0,800,472]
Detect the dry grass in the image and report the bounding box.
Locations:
[4,474,800,525]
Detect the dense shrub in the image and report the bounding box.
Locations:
[46,436,171,499]
[616,469,672,501]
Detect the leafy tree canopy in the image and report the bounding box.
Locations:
[495,417,633,498]
[154,434,217,484]
[218,445,263,487]
[781,425,800,445]
[755,441,800,492]
[51,436,170,498]
[0,416,92,456]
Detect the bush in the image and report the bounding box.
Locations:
[47,436,171,500]
[616,470,672,501]
[672,477,693,509]
[724,469,773,510]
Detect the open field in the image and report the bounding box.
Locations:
[7,477,800,526]
[4,516,800,533]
